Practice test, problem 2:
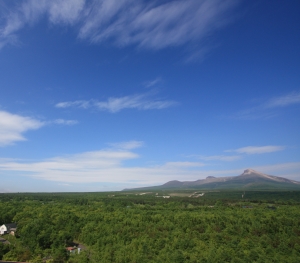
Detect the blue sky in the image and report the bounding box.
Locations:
[0,0,299,192]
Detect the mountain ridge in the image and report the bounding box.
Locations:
[124,169,300,191]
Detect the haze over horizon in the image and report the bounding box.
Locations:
[0,0,299,192]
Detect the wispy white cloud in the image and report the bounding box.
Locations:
[226,145,286,155]
[252,162,300,181]
[233,106,277,120]
[56,93,177,112]
[0,0,239,52]
[0,145,299,185]
[52,119,78,125]
[109,140,144,150]
[95,94,177,112]
[192,145,285,163]
[0,110,78,146]
[0,110,44,146]
[0,147,191,184]
[197,155,241,161]
[164,162,205,168]
[143,78,162,88]
[80,0,239,50]
[252,162,300,173]
[0,145,218,185]
[47,0,85,25]
[265,92,300,108]
[55,100,90,109]
[234,91,300,120]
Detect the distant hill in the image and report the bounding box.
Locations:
[124,169,300,191]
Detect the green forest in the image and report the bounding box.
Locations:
[0,190,300,262]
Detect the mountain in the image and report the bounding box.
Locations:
[124,169,300,191]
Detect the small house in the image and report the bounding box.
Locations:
[0,223,17,235]
[66,245,84,254]
[66,247,77,254]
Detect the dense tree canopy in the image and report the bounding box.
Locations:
[0,191,300,262]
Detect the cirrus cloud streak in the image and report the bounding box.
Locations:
[226,145,286,155]
[234,91,300,120]
[0,0,239,51]
[56,93,177,113]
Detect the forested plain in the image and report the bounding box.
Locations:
[0,190,300,262]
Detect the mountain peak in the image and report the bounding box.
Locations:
[242,169,271,178]
[243,168,258,174]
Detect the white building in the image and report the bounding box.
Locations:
[0,223,17,235]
